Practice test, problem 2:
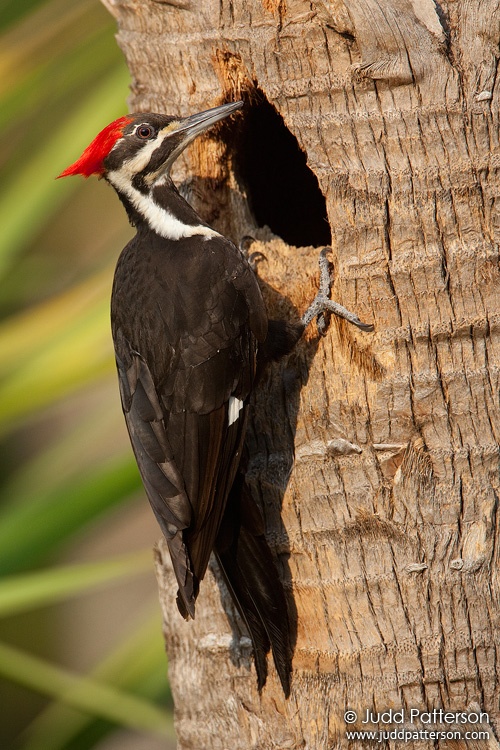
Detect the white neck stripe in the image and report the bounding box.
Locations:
[107,170,220,241]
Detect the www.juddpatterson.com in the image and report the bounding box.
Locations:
[344,728,490,743]
[342,709,490,743]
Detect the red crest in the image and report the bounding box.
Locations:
[58,116,133,178]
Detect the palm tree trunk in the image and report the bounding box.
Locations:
[102,0,500,746]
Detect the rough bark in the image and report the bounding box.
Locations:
[102,0,500,747]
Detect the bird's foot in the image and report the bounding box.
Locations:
[239,235,267,271]
[239,234,256,256]
[302,248,374,335]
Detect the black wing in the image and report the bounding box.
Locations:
[111,232,267,618]
[215,470,292,696]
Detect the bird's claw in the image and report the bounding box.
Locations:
[239,236,267,270]
[302,248,374,334]
[248,250,267,270]
[239,235,256,255]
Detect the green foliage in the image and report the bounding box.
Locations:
[0,1,174,746]
[20,612,175,749]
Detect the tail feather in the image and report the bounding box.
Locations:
[215,549,271,691]
[214,477,291,696]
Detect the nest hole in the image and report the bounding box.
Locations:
[233,90,332,247]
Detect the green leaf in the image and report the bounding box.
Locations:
[0,551,153,617]
[0,267,111,378]
[0,63,129,278]
[20,610,175,749]
[0,455,142,574]
[0,301,114,433]
[0,640,171,737]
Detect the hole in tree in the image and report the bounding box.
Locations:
[233,90,332,247]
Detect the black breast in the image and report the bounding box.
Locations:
[111,229,267,414]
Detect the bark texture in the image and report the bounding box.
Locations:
[102,0,500,747]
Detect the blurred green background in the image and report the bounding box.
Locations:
[0,1,176,747]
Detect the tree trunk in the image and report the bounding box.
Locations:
[102,0,500,747]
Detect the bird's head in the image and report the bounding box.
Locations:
[58,101,243,185]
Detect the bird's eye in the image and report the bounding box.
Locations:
[135,125,154,139]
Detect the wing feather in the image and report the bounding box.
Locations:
[111,233,267,618]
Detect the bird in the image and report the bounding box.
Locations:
[58,100,373,697]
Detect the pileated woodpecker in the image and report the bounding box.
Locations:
[59,100,372,696]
